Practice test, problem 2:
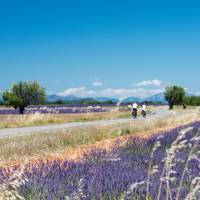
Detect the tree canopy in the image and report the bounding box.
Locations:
[3,81,46,114]
[164,86,185,109]
[183,96,200,106]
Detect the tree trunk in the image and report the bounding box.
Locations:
[19,106,25,114]
[169,103,173,110]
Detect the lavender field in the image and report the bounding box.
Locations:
[0,105,110,115]
[0,104,160,115]
[1,0,200,199]
[0,122,200,200]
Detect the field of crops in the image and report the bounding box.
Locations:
[0,104,161,115]
[0,121,199,199]
[0,105,111,115]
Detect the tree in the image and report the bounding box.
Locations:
[164,86,185,109]
[3,81,46,114]
[183,96,200,106]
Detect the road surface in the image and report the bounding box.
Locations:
[0,106,171,138]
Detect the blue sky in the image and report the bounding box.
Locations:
[0,0,200,98]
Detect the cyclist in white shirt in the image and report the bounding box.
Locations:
[141,104,147,118]
[132,103,138,119]
[132,103,138,109]
[142,104,146,112]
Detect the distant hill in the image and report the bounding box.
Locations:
[122,93,167,104]
[93,97,119,103]
[46,94,167,104]
[47,95,120,103]
[122,97,143,103]
[1,91,196,105]
[47,95,80,102]
[146,92,195,104]
[44,92,198,104]
[78,97,99,103]
[145,93,167,103]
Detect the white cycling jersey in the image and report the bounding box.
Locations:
[132,103,138,109]
[142,105,147,111]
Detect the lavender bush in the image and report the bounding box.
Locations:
[0,105,109,115]
[0,122,200,200]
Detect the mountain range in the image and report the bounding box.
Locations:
[46,95,120,103]
[46,93,168,103]
[47,92,195,104]
[120,93,168,103]
[0,92,194,104]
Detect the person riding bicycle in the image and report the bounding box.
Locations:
[132,102,138,119]
[141,103,147,118]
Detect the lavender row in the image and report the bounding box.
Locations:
[0,106,109,115]
[1,122,199,199]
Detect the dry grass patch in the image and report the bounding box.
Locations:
[0,108,199,167]
[0,110,131,129]
[0,106,154,129]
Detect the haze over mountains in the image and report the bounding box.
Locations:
[0,92,194,104]
[46,95,120,103]
[46,93,168,103]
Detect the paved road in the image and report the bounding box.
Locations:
[0,106,170,138]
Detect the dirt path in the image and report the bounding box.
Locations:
[0,106,170,138]
[1,107,199,168]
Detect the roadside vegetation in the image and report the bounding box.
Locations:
[184,95,200,106]
[165,85,200,109]
[164,85,185,109]
[0,110,131,128]
[0,106,152,129]
[0,107,199,164]
[0,119,200,199]
[0,83,200,199]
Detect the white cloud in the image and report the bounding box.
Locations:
[99,88,164,100]
[58,87,96,97]
[92,80,103,87]
[57,86,164,99]
[134,80,161,87]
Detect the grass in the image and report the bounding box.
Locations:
[0,106,153,129]
[2,121,199,200]
[0,110,129,128]
[172,105,198,110]
[0,107,199,165]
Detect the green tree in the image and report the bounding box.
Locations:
[184,96,200,106]
[3,81,46,114]
[164,86,185,109]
